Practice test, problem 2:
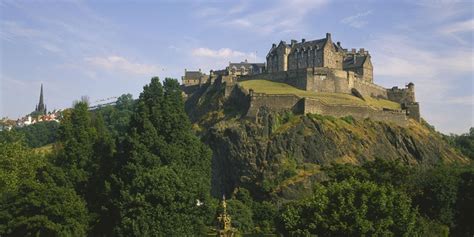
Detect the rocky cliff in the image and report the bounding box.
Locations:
[185,81,468,199]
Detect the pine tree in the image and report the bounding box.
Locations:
[114,77,212,236]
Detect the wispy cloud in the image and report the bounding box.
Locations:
[438,18,474,44]
[197,0,328,35]
[85,56,160,75]
[0,20,43,41]
[371,35,473,79]
[340,10,372,28]
[192,47,256,59]
[190,47,259,72]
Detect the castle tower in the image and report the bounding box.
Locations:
[35,84,47,115]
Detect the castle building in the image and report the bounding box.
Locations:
[266,33,373,83]
[182,69,208,86]
[226,60,265,76]
[182,33,421,124]
[263,33,420,122]
[35,84,47,115]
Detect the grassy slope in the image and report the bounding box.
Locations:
[33,143,53,154]
[239,79,401,110]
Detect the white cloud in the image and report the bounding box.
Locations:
[38,42,62,53]
[192,47,256,59]
[367,34,474,133]
[189,47,260,72]
[0,21,43,41]
[438,18,474,44]
[198,0,328,35]
[371,35,474,79]
[85,56,160,75]
[340,10,372,28]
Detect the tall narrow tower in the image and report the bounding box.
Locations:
[35,84,47,115]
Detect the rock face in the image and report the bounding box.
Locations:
[185,82,468,199]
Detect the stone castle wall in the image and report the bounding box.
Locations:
[238,87,408,126]
[351,78,387,98]
[387,85,415,104]
[246,92,302,118]
[240,67,388,99]
[303,98,408,126]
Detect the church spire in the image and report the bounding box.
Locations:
[36,84,46,115]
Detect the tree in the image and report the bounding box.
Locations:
[279,179,422,236]
[12,121,59,148]
[0,139,88,236]
[411,166,460,228]
[52,101,118,235]
[453,167,474,236]
[0,179,89,236]
[96,94,135,142]
[53,101,98,194]
[114,77,212,235]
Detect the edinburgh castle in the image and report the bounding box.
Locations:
[182,33,421,125]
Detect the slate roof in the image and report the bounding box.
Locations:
[229,62,265,71]
[267,38,328,57]
[290,38,327,52]
[343,55,367,69]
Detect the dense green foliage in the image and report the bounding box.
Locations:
[0,78,212,236]
[0,136,89,236]
[112,78,212,235]
[444,127,474,160]
[94,93,136,142]
[0,121,59,148]
[279,179,420,236]
[0,77,472,236]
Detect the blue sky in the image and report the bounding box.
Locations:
[0,0,472,134]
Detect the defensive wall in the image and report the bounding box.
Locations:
[302,98,408,126]
[230,85,409,126]
[238,68,420,122]
[239,67,388,98]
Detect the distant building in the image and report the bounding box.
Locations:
[226,59,265,76]
[182,69,208,86]
[34,84,47,115]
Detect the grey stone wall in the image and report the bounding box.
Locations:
[246,93,302,118]
[387,84,415,104]
[405,103,420,122]
[303,98,408,126]
[352,79,387,98]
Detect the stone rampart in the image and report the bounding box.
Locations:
[303,98,407,126]
[246,92,302,118]
[352,79,388,98]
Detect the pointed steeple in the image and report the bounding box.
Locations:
[36,84,46,115]
[39,84,44,107]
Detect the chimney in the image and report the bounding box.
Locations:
[326,33,331,40]
[245,59,248,63]
[272,43,276,48]
[337,42,341,47]
[302,38,306,43]
[185,68,187,72]
[351,48,356,53]
[199,68,201,72]
[291,39,297,45]
[359,48,365,54]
